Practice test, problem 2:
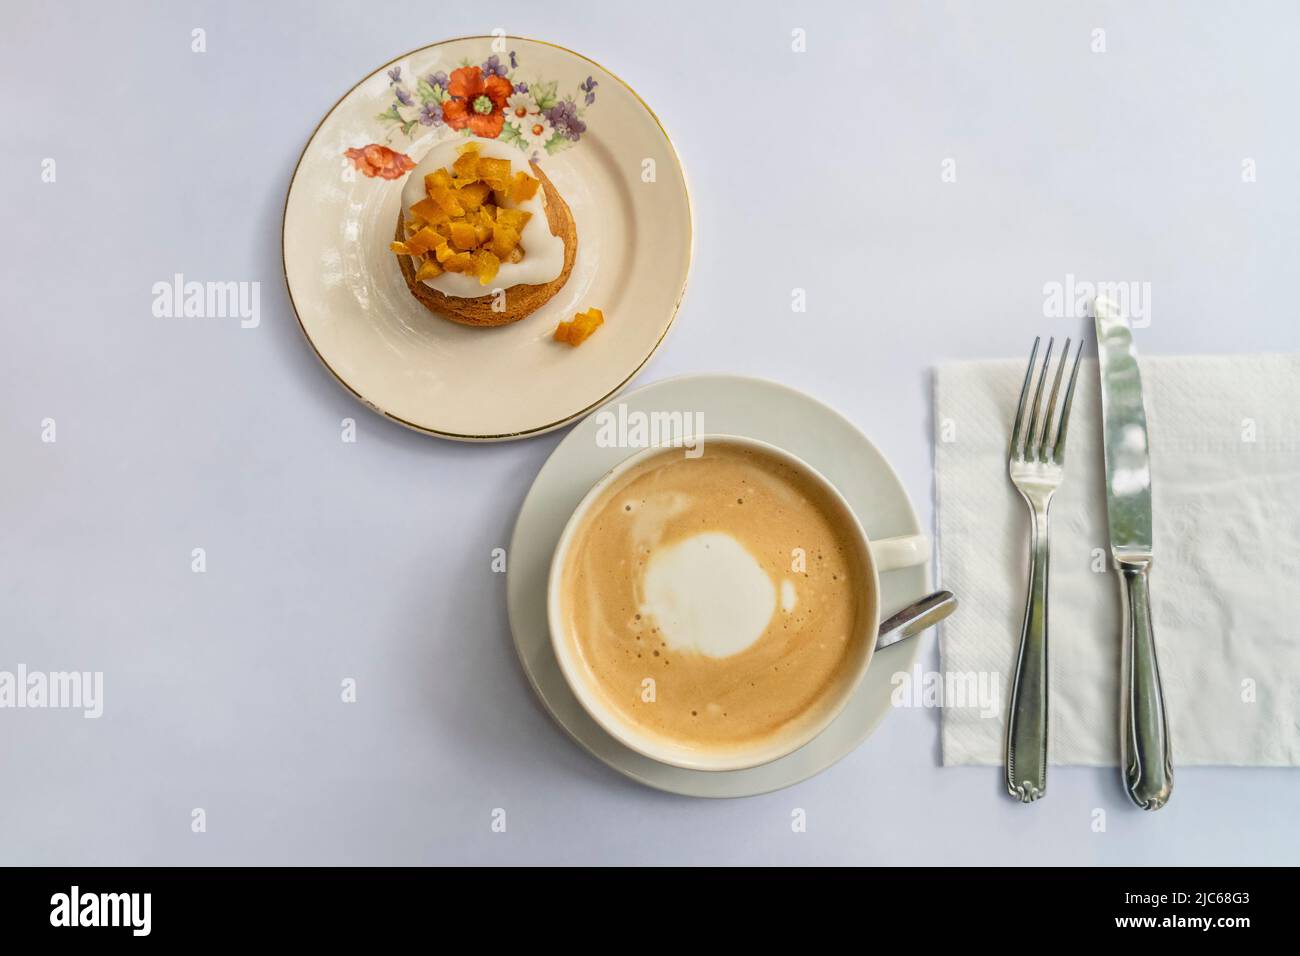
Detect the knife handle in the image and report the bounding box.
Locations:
[1118,558,1173,810]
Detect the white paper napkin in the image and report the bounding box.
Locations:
[934,352,1300,766]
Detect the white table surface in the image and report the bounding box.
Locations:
[3,0,1298,865]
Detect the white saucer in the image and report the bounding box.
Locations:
[506,373,931,797]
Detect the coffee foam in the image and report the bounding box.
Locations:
[642,531,777,658]
[559,441,870,754]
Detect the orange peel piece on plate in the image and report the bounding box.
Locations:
[554,308,604,346]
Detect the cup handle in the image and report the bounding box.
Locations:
[869,534,929,573]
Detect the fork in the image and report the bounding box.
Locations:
[1005,336,1083,803]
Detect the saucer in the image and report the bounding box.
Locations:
[283,36,692,440]
[506,374,931,797]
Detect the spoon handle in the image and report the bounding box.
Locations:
[875,590,958,650]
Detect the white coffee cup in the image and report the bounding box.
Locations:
[547,434,929,772]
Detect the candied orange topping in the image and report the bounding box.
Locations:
[508,171,540,204]
[397,144,538,286]
[414,257,443,280]
[554,307,604,346]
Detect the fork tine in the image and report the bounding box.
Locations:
[1051,341,1085,463]
[1040,337,1071,451]
[1008,337,1040,460]
[1024,337,1054,461]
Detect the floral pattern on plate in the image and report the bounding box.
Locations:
[343,48,599,179]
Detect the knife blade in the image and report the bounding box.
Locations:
[1094,296,1173,810]
[1096,300,1153,559]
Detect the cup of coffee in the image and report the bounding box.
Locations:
[547,435,929,771]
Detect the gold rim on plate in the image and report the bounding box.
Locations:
[280,35,694,441]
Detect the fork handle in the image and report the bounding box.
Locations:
[1006,502,1050,803]
[1118,558,1173,810]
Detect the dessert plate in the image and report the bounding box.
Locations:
[506,374,932,797]
[283,37,692,440]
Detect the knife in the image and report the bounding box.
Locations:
[1095,297,1173,810]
